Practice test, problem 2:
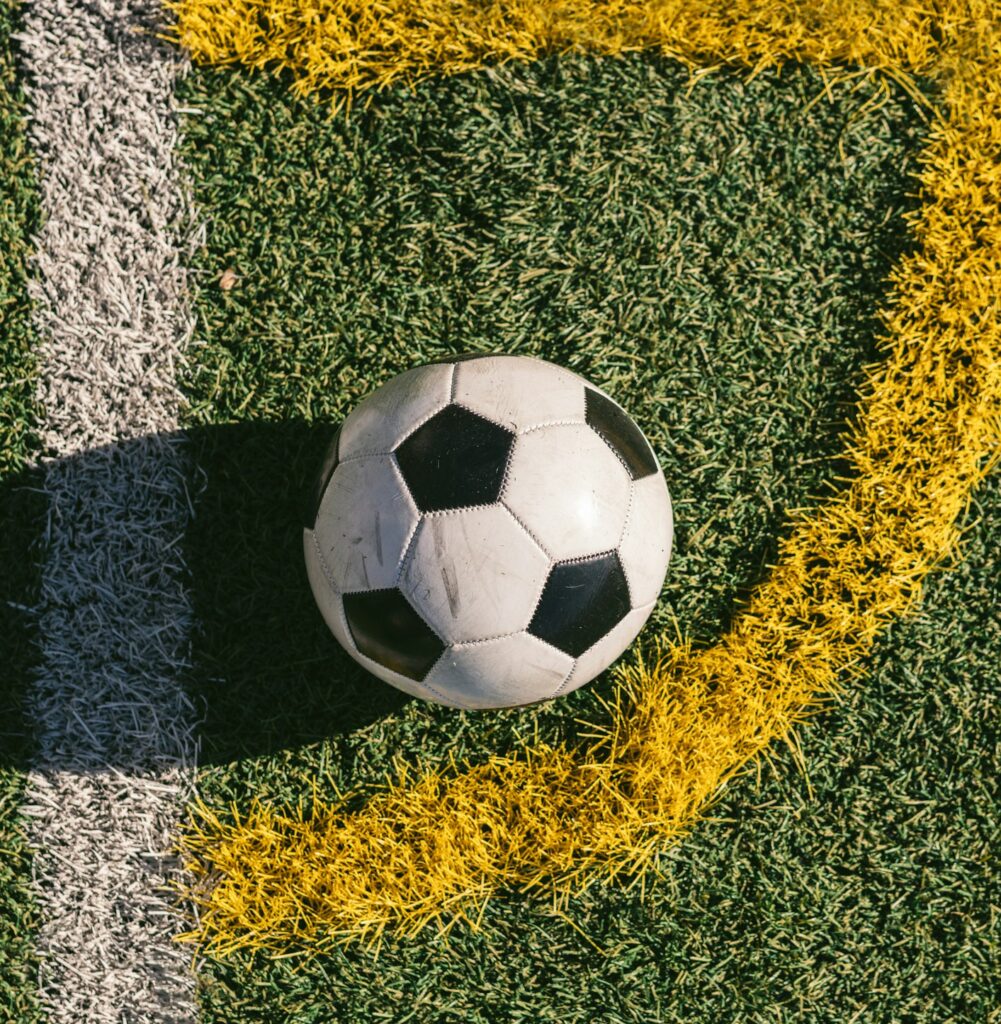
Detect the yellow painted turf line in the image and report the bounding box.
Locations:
[166,0,968,103]
[171,1,1001,951]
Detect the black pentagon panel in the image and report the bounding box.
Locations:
[343,588,445,681]
[528,552,632,658]
[395,404,515,512]
[584,388,659,480]
[304,424,341,529]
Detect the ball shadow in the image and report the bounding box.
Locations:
[0,422,410,775]
[182,420,410,767]
[0,463,46,773]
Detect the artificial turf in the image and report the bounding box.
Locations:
[0,1,42,1019]
[179,55,933,786]
[173,51,997,1021]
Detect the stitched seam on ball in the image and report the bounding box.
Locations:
[552,548,617,567]
[550,662,580,699]
[422,500,507,519]
[527,634,575,662]
[448,361,458,403]
[346,620,456,706]
[315,449,407,521]
[505,421,632,523]
[516,417,587,436]
[333,583,354,647]
[332,448,393,466]
[521,548,619,641]
[584,386,661,480]
[395,511,423,588]
[451,399,513,435]
[335,583,454,702]
[427,688,468,708]
[390,451,423,526]
[549,600,655,698]
[499,421,584,509]
[311,531,341,598]
[400,399,451,439]
[411,649,458,707]
[498,435,515,504]
[589,424,636,479]
[546,659,578,701]
[387,453,421,523]
[313,537,456,705]
[498,499,552,562]
[449,627,526,647]
[396,505,547,647]
[364,396,452,465]
[616,481,638,608]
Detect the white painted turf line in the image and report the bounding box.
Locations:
[17,0,202,1019]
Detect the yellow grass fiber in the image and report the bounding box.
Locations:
[172,2,1001,953]
[165,0,992,107]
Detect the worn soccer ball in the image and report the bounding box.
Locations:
[304,354,673,710]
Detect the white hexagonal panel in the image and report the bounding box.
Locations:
[453,355,586,433]
[303,536,460,705]
[339,362,454,459]
[311,455,418,593]
[618,472,674,607]
[424,632,575,709]
[503,423,631,562]
[400,505,550,644]
[556,601,656,698]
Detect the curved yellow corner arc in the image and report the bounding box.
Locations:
[169,1,1001,952]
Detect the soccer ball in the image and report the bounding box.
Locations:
[303,354,673,710]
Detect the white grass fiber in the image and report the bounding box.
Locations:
[17,0,202,1018]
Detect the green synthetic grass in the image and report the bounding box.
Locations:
[180,56,932,788]
[0,1,43,1020]
[176,53,996,1021]
[0,0,38,472]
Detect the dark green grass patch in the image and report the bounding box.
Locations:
[0,2,37,476]
[177,53,994,1021]
[0,1,43,1019]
